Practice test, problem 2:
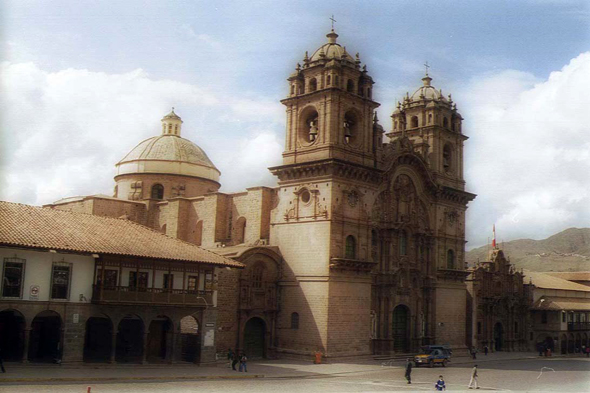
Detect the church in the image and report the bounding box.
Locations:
[47,28,476,359]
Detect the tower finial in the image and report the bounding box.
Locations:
[330,15,337,31]
[424,61,430,76]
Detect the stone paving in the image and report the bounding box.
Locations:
[0,351,573,384]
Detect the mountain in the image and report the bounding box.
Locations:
[466,228,590,272]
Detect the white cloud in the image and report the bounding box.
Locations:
[459,52,590,248]
[0,62,283,206]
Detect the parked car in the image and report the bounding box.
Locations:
[414,345,452,367]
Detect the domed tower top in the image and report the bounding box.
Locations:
[114,109,221,201]
[307,29,356,65]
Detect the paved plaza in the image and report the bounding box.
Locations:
[0,352,588,392]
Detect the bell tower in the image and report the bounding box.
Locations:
[281,29,382,168]
[389,71,467,190]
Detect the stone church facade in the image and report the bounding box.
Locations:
[48,29,476,358]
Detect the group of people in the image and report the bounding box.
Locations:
[404,358,479,390]
[227,348,248,372]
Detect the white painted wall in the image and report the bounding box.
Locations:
[0,247,94,303]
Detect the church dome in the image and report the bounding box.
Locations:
[115,110,220,183]
[410,75,448,102]
[309,30,355,64]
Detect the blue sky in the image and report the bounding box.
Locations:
[2,0,590,249]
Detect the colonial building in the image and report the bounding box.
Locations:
[0,201,242,364]
[526,270,590,354]
[46,28,476,358]
[466,247,532,352]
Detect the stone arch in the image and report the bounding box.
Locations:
[309,77,317,92]
[345,235,356,259]
[568,333,575,353]
[116,314,144,363]
[147,315,173,362]
[0,309,26,361]
[410,116,419,128]
[179,314,200,363]
[29,310,62,362]
[299,105,319,144]
[392,304,410,352]
[343,108,361,145]
[561,334,568,354]
[443,143,453,172]
[84,313,113,363]
[234,216,247,244]
[243,316,267,359]
[151,183,164,200]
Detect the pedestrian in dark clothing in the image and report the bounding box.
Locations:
[0,348,6,373]
[232,351,239,371]
[227,348,234,368]
[404,358,412,384]
[239,353,248,372]
[585,347,590,357]
[471,347,477,360]
[484,345,488,356]
[435,375,446,391]
[539,344,544,356]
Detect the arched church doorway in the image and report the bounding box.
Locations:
[179,315,200,363]
[392,305,410,352]
[84,315,112,362]
[29,310,62,362]
[147,316,172,362]
[116,315,144,363]
[493,322,503,351]
[243,317,266,359]
[0,309,25,361]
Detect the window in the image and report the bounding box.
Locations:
[187,275,199,292]
[541,311,548,324]
[447,249,455,269]
[129,271,149,291]
[309,78,317,92]
[562,312,566,323]
[300,190,311,204]
[97,269,118,288]
[252,266,263,289]
[291,312,299,329]
[164,274,174,290]
[399,231,408,256]
[443,144,452,171]
[428,113,433,124]
[411,116,418,128]
[2,257,25,298]
[291,85,295,95]
[568,312,574,322]
[151,184,164,199]
[477,322,482,335]
[204,270,214,290]
[345,235,356,259]
[346,79,354,93]
[367,88,372,99]
[515,322,518,334]
[327,75,331,85]
[443,117,449,128]
[51,263,71,300]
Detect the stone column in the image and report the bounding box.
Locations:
[110,332,117,363]
[142,331,149,364]
[199,308,218,365]
[22,328,32,363]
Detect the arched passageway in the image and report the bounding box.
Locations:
[29,310,62,363]
[243,317,266,359]
[179,315,200,363]
[561,334,568,354]
[0,309,25,361]
[568,335,575,353]
[147,316,172,362]
[494,322,504,351]
[392,305,410,352]
[84,316,112,362]
[116,315,144,363]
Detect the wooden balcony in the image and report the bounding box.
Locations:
[92,285,213,307]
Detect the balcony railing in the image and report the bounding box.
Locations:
[92,285,213,306]
[567,322,590,331]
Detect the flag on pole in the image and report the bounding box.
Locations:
[492,224,496,249]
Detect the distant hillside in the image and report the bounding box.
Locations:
[466,228,590,272]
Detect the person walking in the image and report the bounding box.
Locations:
[239,352,248,372]
[471,347,477,360]
[434,375,446,391]
[0,347,6,373]
[231,351,239,371]
[468,364,479,389]
[585,346,590,358]
[404,358,412,384]
[227,348,234,368]
[484,345,488,356]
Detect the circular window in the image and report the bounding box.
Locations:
[301,190,311,204]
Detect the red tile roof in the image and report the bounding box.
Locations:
[0,201,243,268]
